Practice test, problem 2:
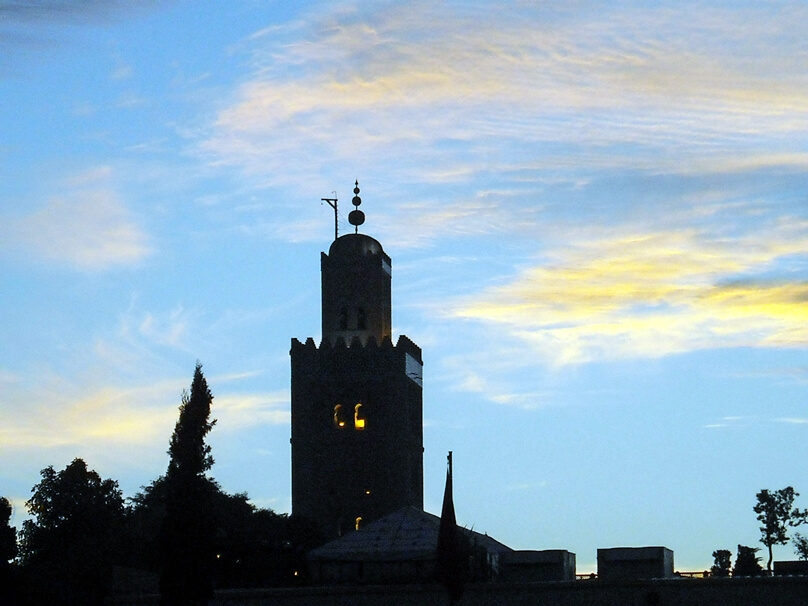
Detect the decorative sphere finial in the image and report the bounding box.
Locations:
[348,179,365,232]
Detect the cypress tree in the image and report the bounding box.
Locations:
[159,362,217,605]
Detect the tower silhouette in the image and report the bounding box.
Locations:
[290,183,424,539]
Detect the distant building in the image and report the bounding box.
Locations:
[499,550,577,583]
[290,184,424,540]
[597,546,674,580]
[774,560,808,576]
[307,506,512,585]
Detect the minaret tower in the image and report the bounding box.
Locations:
[290,182,424,540]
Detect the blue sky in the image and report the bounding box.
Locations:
[2,1,808,572]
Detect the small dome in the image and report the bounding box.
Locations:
[328,233,385,258]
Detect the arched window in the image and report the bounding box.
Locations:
[355,516,362,531]
[334,404,346,428]
[357,307,367,330]
[354,403,365,430]
[339,308,348,330]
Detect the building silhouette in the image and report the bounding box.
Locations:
[290,183,424,540]
[281,185,808,606]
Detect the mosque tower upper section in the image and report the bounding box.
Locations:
[290,181,424,540]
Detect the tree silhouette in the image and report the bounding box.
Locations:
[1,497,18,604]
[794,533,808,560]
[733,545,763,577]
[0,497,16,564]
[129,475,299,589]
[18,459,125,604]
[123,475,169,575]
[710,549,731,578]
[159,362,217,605]
[754,487,807,572]
[207,490,292,588]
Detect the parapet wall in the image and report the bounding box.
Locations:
[291,334,421,361]
[112,577,808,606]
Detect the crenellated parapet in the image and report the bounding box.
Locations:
[291,334,422,387]
[291,334,420,355]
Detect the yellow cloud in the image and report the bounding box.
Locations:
[0,379,288,454]
[0,382,181,450]
[452,228,808,364]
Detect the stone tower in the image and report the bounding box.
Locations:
[290,183,424,540]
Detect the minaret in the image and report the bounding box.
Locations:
[290,182,424,540]
[320,182,392,347]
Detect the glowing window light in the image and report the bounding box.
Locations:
[354,403,365,430]
[334,404,346,428]
[355,516,362,531]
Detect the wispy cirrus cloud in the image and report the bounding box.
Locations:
[2,166,152,270]
[775,417,808,425]
[0,1,156,24]
[201,2,808,184]
[215,392,289,431]
[0,0,165,75]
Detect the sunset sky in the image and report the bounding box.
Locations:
[3,1,808,572]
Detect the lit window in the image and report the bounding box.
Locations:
[334,404,346,428]
[354,403,365,430]
[355,517,362,531]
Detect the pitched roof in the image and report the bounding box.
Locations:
[307,506,512,563]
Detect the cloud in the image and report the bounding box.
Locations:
[214,392,290,431]
[0,374,288,460]
[3,167,152,270]
[451,225,808,365]
[138,305,199,351]
[704,416,751,429]
[200,2,808,185]
[0,1,166,75]
[376,194,538,248]
[0,1,152,24]
[0,369,287,524]
[0,378,182,452]
[188,2,808,262]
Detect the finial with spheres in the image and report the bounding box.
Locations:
[348,180,365,233]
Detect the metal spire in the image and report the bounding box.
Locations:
[348,180,365,234]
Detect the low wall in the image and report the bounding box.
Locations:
[112,576,808,606]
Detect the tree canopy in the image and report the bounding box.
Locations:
[159,362,218,605]
[754,486,807,571]
[167,362,216,482]
[9,365,308,602]
[18,458,125,604]
[794,533,808,561]
[710,549,731,578]
[733,545,763,577]
[0,497,16,564]
[0,497,18,604]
